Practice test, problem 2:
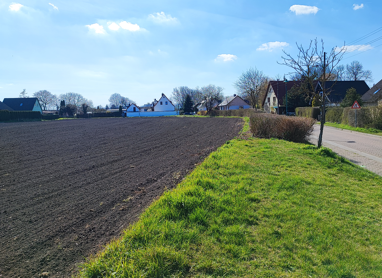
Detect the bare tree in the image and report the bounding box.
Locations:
[279,38,345,148]
[109,93,135,107]
[19,89,28,98]
[33,90,55,110]
[171,86,203,108]
[200,85,224,112]
[345,60,372,82]
[234,68,268,109]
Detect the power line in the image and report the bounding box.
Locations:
[342,42,382,60]
[347,26,382,45]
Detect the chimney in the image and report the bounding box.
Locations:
[234,94,236,97]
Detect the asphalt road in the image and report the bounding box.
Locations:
[309,125,382,176]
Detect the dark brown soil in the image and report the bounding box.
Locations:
[0,117,242,277]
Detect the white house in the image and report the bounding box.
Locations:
[218,95,250,110]
[153,93,175,112]
[126,103,140,112]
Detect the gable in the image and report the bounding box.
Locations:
[3,98,41,111]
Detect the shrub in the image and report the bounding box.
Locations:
[1,111,42,121]
[250,114,315,143]
[208,109,264,117]
[0,110,11,121]
[326,107,344,123]
[295,107,320,120]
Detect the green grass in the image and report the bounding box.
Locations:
[78,137,382,277]
[323,122,382,136]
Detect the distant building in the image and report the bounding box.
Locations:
[361,79,382,106]
[2,98,43,114]
[0,101,14,111]
[219,94,251,110]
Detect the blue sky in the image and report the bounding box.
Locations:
[1,0,381,107]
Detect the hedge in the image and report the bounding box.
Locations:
[0,110,42,121]
[295,107,320,120]
[342,107,382,129]
[325,107,344,123]
[199,109,264,117]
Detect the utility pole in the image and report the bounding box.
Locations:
[318,52,326,148]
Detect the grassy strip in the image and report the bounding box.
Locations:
[323,122,382,136]
[79,138,382,277]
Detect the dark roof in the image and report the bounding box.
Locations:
[361,79,382,103]
[319,81,370,103]
[0,101,13,111]
[219,95,247,107]
[3,98,41,111]
[263,81,303,106]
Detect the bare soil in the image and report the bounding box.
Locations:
[0,117,242,277]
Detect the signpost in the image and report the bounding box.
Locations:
[351,100,361,127]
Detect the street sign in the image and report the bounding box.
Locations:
[351,100,361,109]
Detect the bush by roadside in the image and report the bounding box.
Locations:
[198,109,264,117]
[250,113,315,143]
[295,107,320,120]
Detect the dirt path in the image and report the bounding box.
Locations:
[0,117,242,277]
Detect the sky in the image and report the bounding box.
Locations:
[1,0,382,107]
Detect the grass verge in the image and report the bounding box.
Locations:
[78,138,382,277]
[323,122,382,136]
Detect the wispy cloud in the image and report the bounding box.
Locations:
[257,41,289,52]
[336,44,372,52]
[86,23,106,34]
[215,54,237,62]
[9,3,24,12]
[149,12,178,24]
[353,4,364,10]
[119,21,140,31]
[49,3,58,10]
[289,5,319,15]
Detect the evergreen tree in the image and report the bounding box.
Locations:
[183,94,193,114]
[341,87,363,107]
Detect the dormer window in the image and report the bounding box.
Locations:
[20,103,23,107]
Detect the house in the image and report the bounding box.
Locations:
[139,103,154,112]
[263,80,302,114]
[262,80,370,114]
[218,94,251,110]
[0,101,13,111]
[3,98,43,114]
[196,100,220,111]
[316,81,370,105]
[126,103,140,112]
[153,93,175,112]
[361,79,382,106]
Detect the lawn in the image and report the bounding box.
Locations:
[79,136,382,277]
[323,122,382,136]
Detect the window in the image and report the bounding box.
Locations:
[273,97,276,106]
[160,101,163,105]
[374,89,381,95]
[165,101,168,105]
[267,97,270,103]
[20,103,23,107]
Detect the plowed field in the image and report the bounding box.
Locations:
[0,117,242,277]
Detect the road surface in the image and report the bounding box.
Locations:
[309,125,382,176]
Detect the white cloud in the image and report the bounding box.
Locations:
[119,21,140,31]
[336,44,373,53]
[9,3,23,11]
[86,23,106,34]
[214,54,237,62]
[257,41,289,52]
[353,4,364,10]
[49,3,58,10]
[149,12,178,24]
[108,22,120,31]
[289,5,319,15]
